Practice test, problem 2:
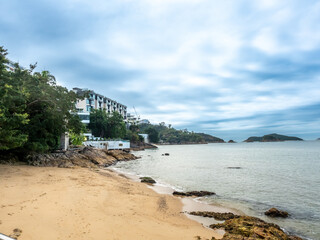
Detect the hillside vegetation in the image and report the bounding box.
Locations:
[244,133,303,142]
[139,123,224,144]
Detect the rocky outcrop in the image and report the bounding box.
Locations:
[140,177,156,184]
[210,216,303,240]
[228,140,236,143]
[27,147,138,168]
[189,211,239,221]
[130,142,158,151]
[265,208,289,218]
[173,191,215,197]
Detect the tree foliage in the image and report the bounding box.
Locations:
[139,123,224,144]
[0,46,84,154]
[88,110,126,139]
[0,47,29,150]
[145,127,160,143]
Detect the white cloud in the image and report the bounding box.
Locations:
[1,0,320,139]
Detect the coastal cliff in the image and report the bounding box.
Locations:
[244,133,303,142]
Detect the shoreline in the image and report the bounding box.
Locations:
[109,166,308,240]
[1,145,312,240]
[0,164,223,240]
[111,150,310,240]
[109,166,241,233]
[107,167,237,237]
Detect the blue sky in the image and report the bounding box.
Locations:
[1,0,320,141]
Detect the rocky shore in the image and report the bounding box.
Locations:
[27,146,138,168]
[130,142,158,151]
[210,215,302,240]
[187,210,302,239]
[1,146,306,240]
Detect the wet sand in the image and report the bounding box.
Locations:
[0,165,222,240]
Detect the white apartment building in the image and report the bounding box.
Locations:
[73,88,127,124]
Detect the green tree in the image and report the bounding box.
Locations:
[0,46,83,154]
[0,47,29,150]
[20,70,81,152]
[107,111,126,139]
[88,109,108,138]
[69,131,86,145]
[145,127,159,143]
[67,114,85,135]
[88,110,126,139]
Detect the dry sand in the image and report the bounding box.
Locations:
[0,165,222,240]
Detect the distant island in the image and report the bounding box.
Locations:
[244,133,303,142]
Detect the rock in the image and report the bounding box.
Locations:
[106,149,139,161]
[227,167,242,169]
[27,147,138,169]
[209,216,303,240]
[265,208,289,218]
[140,177,156,184]
[228,140,236,143]
[189,211,239,220]
[9,228,22,239]
[173,191,215,197]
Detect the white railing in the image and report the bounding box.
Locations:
[83,140,130,150]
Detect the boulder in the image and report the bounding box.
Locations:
[189,211,239,220]
[265,208,289,218]
[140,177,156,184]
[209,216,302,240]
[173,191,215,197]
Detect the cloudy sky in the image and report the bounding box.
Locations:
[1,0,320,141]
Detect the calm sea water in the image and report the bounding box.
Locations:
[114,141,320,239]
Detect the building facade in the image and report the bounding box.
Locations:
[73,88,127,124]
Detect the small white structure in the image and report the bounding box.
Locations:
[84,140,130,150]
[60,133,69,150]
[138,134,149,143]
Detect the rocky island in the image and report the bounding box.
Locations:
[244,133,303,142]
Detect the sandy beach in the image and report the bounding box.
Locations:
[0,165,222,240]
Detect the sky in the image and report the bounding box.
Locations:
[1,0,320,141]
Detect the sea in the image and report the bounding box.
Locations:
[112,141,320,240]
